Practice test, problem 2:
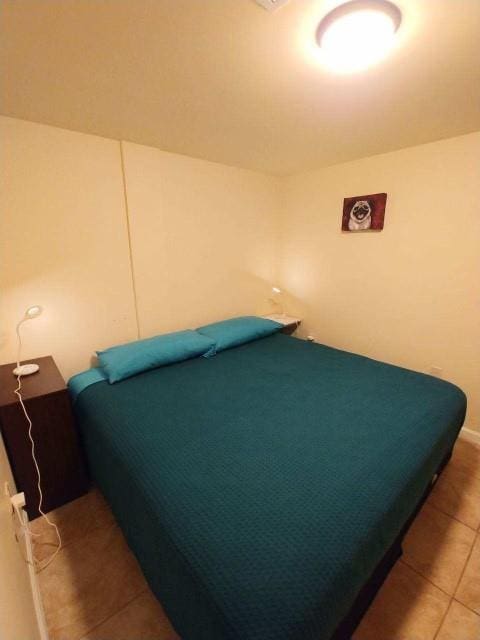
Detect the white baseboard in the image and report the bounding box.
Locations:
[459,427,480,445]
[20,509,49,640]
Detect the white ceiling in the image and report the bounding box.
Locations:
[1,0,479,175]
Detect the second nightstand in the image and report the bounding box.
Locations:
[0,356,89,520]
[263,314,302,335]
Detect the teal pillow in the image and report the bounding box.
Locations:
[197,316,282,354]
[68,367,108,401]
[97,330,216,383]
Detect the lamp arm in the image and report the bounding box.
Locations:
[15,318,26,370]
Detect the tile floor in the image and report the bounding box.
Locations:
[32,437,480,640]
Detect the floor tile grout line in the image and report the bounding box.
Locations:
[31,495,115,549]
[452,597,480,617]
[78,588,149,639]
[34,519,117,559]
[399,558,460,601]
[452,533,477,602]
[447,464,480,484]
[37,513,126,637]
[38,454,480,640]
[432,597,453,640]
[401,499,477,597]
[426,499,480,532]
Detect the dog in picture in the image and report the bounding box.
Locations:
[348,200,372,231]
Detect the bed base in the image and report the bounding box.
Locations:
[330,446,453,640]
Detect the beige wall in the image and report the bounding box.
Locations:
[2,117,478,433]
[0,117,279,377]
[279,133,480,431]
[0,117,138,380]
[122,142,279,337]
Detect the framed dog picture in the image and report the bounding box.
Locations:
[342,193,387,232]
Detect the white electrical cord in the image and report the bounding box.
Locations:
[14,319,62,572]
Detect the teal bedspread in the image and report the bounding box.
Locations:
[72,334,466,640]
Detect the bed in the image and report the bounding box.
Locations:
[70,332,466,640]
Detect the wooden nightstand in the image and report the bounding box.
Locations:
[0,356,89,520]
[263,314,302,336]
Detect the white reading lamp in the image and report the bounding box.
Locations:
[13,305,43,376]
[271,286,285,317]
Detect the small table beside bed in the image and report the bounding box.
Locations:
[69,316,466,640]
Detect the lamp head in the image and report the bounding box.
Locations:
[24,305,42,320]
[272,287,282,294]
[13,304,43,376]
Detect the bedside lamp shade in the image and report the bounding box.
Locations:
[25,305,42,319]
[270,286,285,316]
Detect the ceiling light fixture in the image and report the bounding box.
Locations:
[316,0,402,73]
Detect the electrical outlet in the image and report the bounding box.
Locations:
[430,366,443,377]
[11,492,26,511]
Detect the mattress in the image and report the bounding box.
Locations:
[71,333,466,640]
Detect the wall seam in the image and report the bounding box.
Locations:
[119,140,141,339]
